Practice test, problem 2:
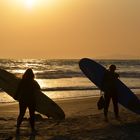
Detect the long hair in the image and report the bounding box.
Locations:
[22,68,34,80]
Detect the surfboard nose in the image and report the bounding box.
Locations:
[45,109,65,120]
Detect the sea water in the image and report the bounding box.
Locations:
[0,59,139,103]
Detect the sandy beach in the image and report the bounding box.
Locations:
[0,96,140,140]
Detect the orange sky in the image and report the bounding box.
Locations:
[0,0,140,59]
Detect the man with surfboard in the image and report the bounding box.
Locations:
[101,65,120,121]
[79,58,140,118]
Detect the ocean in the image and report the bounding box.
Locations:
[0,59,140,103]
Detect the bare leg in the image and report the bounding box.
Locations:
[28,104,35,131]
[17,102,27,129]
[104,93,111,121]
[112,94,119,118]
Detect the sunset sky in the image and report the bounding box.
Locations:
[0,0,140,59]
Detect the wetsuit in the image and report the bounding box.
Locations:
[16,79,40,130]
[102,70,119,118]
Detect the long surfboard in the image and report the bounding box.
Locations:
[79,58,140,114]
[0,69,65,120]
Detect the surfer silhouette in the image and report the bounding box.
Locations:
[101,65,119,121]
[15,68,40,134]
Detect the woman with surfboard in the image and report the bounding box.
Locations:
[101,65,120,121]
[15,68,41,134]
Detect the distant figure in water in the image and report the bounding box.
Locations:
[101,65,120,121]
[14,68,40,134]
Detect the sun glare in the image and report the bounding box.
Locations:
[5,0,58,11]
[23,0,58,11]
[25,0,36,9]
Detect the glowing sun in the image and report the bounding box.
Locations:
[25,0,37,9]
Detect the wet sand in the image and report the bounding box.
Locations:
[0,96,140,140]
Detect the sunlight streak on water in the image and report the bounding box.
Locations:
[0,59,139,103]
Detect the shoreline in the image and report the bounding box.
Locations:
[0,94,140,116]
[0,88,140,105]
[0,97,140,139]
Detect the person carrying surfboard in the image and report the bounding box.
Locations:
[14,68,41,134]
[101,64,120,121]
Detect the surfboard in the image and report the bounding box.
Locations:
[79,58,140,114]
[0,68,65,120]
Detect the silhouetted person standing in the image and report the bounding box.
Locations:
[15,68,40,134]
[101,65,119,121]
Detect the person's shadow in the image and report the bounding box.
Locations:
[15,133,36,140]
[49,135,70,140]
